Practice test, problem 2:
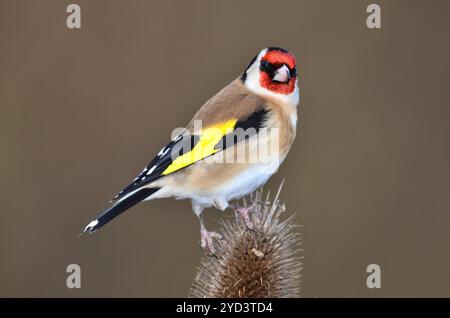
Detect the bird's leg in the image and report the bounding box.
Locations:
[230,202,257,230]
[198,213,222,255]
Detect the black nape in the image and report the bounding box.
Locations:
[266,46,288,53]
[241,55,257,82]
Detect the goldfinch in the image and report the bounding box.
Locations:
[83,47,299,254]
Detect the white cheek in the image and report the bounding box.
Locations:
[244,65,299,107]
[290,112,297,128]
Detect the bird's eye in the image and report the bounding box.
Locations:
[260,60,274,74]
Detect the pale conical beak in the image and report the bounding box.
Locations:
[273,64,291,82]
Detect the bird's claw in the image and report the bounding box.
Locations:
[234,203,257,230]
[200,227,223,255]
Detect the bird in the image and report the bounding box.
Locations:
[83,47,300,254]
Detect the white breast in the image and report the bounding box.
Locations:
[216,160,281,202]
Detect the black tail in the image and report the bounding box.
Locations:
[83,187,160,233]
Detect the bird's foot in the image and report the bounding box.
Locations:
[200,226,223,255]
[233,203,256,230]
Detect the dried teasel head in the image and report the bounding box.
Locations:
[189,183,302,298]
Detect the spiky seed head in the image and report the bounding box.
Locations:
[189,184,302,298]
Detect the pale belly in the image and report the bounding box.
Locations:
[149,160,281,208]
[211,161,280,201]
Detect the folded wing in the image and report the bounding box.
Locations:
[112,108,269,202]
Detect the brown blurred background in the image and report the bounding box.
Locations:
[1,0,450,297]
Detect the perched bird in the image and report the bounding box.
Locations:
[83,47,300,254]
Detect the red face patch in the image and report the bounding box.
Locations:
[259,72,296,94]
[259,50,297,95]
[263,50,296,69]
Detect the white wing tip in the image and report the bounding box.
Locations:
[84,219,99,233]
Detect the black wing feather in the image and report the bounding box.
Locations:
[215,108,269,151]
[112,134,199,201]
[113,107,269,202]
[86,187,159,233]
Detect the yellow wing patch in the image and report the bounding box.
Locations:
[162,119,237,175]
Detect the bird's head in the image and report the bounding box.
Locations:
[241,47,299,106]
